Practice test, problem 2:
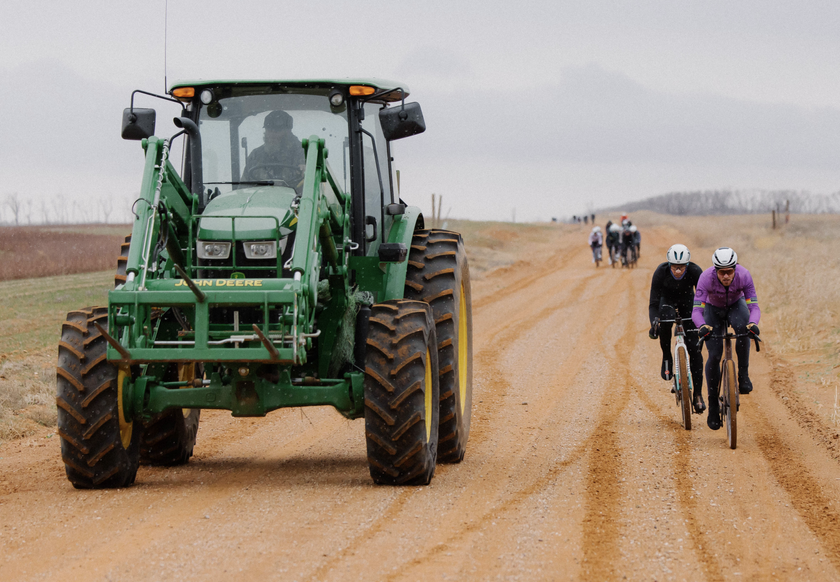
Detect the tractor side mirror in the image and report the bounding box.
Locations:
[379,102,425,141]
[121,108,156,140]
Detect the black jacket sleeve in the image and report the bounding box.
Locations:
[649,263,668,323]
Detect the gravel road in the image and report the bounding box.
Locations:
[1,226,838,581]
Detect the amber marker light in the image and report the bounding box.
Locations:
[349,85,375,96]
[172,87,195,100]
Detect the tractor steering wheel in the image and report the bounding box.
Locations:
[244,163,302,185]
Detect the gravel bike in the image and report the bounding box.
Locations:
[609,242,621,268]
[702,324,762,449]
[621,243,637,268]
[658,305,697,430]
[591,243,602,267]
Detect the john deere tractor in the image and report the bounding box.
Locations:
[56,80,472,487]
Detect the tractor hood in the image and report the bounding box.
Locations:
[197,186,297,240]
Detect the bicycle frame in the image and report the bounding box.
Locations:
[659,306,697,429]
[702,322,762,449]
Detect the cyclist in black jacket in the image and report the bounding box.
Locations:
[648,244,706,413]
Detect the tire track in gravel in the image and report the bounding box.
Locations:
[635,383,723,582]
[378,260,623,578]
[301,489,413,582]
[467,244,596,448]
[471,247,576,310]
[578,269,641,579]
[752,403,840,573]
[17,411,355,582]
[307,247,601,580]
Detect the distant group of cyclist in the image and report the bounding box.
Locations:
[587,214,641,268]
[584,213,762,431]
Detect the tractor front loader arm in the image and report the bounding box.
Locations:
[106,133,364,418]
[291,137,350,316]
[124,137,197,288]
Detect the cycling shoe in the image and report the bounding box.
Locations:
[706,400,721,430]
[661,358,673,381]
[692,392,706,414]
[738,376,753,394]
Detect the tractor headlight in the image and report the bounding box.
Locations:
[243,241,278,260]
[196,241,232,259]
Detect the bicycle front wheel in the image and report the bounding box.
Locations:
[724,359,737,448]
[676,346,691,430]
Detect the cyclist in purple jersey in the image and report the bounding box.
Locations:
[692,247,761,430]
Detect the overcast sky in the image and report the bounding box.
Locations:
[1,0,839,223]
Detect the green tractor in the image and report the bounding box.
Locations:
[56,79,473,487]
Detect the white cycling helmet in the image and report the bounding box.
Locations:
[712,247,738,269]
[629,225,637,232]
[666,244,690,265]
[609,224,621,233]
[592,226,601,232]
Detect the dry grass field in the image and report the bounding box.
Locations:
[0,225,129,282]
[0,214,838,441]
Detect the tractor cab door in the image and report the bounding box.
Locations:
[358,102,394,256]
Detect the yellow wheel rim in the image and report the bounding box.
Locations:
[116,367,133,449]
[458,283,469,415]
[177,363,196,418]
[425,348,433,443]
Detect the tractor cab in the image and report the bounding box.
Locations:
[122,80,425,263]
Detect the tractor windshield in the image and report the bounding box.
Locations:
[198,89,350,196]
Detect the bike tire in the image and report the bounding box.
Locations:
[724,360,737,449]
[676,346,691,430]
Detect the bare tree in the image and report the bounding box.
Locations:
[100,196,114,224]
[601,188,840,216]
[40,200,51,224]
[5,193,22,226]
[52,194,67,224]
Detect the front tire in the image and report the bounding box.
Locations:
[364,300,440,485]
[724,360,737,449]
[404,230,473,463]
[56,307,141,488]
[676,346,692,430]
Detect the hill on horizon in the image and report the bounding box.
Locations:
[599,189,840,216]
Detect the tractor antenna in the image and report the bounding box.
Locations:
[164,0,169,93]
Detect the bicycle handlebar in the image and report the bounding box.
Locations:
[699,332,762,352]
[657,319,699,332]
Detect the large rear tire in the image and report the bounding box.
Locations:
[115,235,131,287]
[364,300,440,485]
[404,230,473,463]
[676,346,692,430]
[724,360,737,449]
[56,307,141,488]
